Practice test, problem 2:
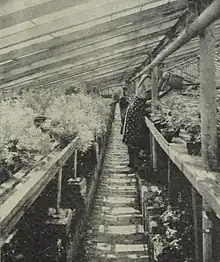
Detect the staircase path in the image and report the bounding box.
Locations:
[86,105,149,262]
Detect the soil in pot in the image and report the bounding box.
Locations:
[155,122,167,132]
[0,165,11,185]
[186,141,201,156]
[59,135,74,148]
[161,129,175,143]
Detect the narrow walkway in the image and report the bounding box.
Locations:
[86,105,148,262]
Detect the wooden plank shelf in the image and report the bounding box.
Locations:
[0,137,78,247]
[145,117,220,218]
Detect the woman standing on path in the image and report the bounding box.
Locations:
[122,75,151,173]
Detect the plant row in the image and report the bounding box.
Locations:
[150,86,220,156]
[0,88,112,184]
[144,179,194,262]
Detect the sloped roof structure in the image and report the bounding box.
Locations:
[0,0,187,93]
[0,0,219,94]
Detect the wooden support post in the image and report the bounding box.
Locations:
[151,66,159,172]
[212,212,220,261]
[56,168,63,214]
[152,138,158,172]
[74,149,77,179]
[111,91,114,100]
[192,187,203,262]
[94,133,99,163]
[135,79,139,95]
[132,81,136,94]
[45,208,73,261]
[167,158,171,206]
[199,14,217,171]
[152,67,159,107]
[202,200,212,262]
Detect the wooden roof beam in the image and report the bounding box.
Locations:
[132,0,220,82]
[0,18,175,74]
[0,0,95,28]
[2,60,138,93]
[0,32,162,85]
[129,2,196,79]
[0,41,153,90]
[0,0,183,50]
[17,49,148,87]
[2,58,142,92]
[14,71,126,94]
[0,2,184,63]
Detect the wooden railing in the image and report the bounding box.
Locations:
[0,138,78,247]
[145,117,220,217]
[144,116,220,262]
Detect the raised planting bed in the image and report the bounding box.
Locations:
[150,87,202,148]
[0,100,116,261]
[137,173,194,262]
[0,91,113,187]
[0,137,78,247]
[145,116,220,219]
[151,86,220,157]
[0,139,103,261]
[186,141,201,156]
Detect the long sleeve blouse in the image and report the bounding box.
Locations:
[122,96,150,150]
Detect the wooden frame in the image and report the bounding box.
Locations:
[145,117,220,218]
[0,137,78,247]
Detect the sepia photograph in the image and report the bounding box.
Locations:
[0,0,220,261]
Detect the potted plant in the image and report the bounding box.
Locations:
[160,127,175,143]
[186,140,201,156]
[154,118,167,131]
[67,177,87,199]
[0,101,54,187]
[0,159,11,184]
[185,124,201,156]
[151,111,167,131]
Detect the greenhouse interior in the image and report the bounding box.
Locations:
[0,0,220,261]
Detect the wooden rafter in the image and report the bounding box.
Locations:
[0,0,188,91]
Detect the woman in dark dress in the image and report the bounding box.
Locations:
[122,75,151,173]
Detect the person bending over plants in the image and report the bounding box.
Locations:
[122,75,151,173]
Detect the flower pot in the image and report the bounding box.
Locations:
[59,135,73,148]
[166,73,183,90]
[154,120,167,132]
[0,166,11,184]
[161,129,175,143]
[34,116,47,127]
[41,126,51,133]
[68,177,87,199]
[186,141,201,156]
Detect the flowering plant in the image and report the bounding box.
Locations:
[0,100,52,174]
[46,92,111,151]
[0,100,34,149]
[22,88,62,115]
[0,88,111,184]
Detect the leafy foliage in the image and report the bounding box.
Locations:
[151,89,200,129]
[0,89,111,180]
[45,92,111,151]
[0,100,53,176]
[145,180,194,262]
